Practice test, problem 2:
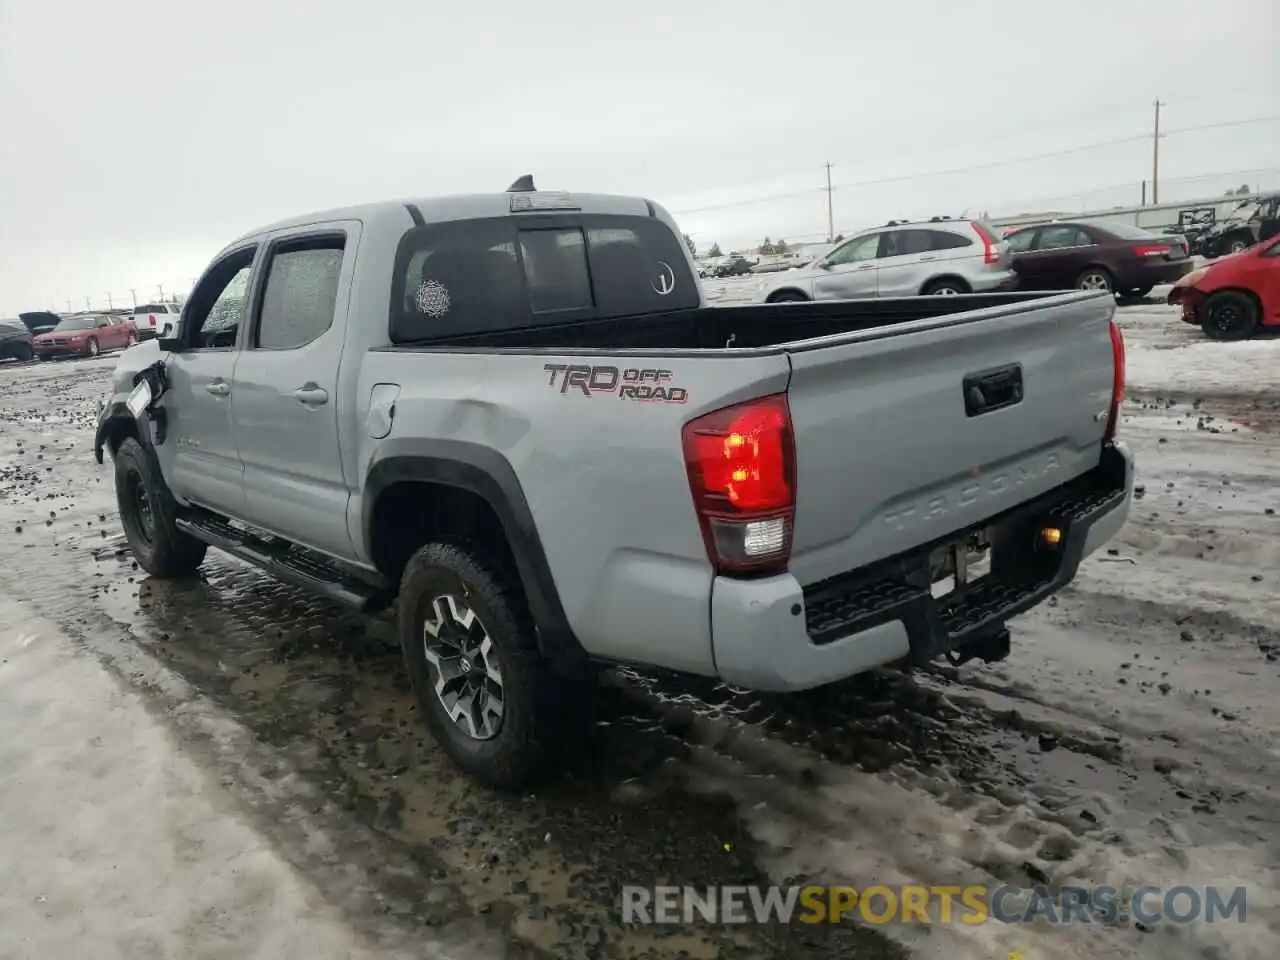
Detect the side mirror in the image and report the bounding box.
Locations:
[158,337,182,353]
[816,260,832,270]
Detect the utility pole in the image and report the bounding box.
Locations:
[66,299,73,313]
[157,283,165,301]
[823,162,835,243]
[106,293,113,309]
[130,287,137,308]
[85,296,91,311]
[1151,99,1166,205]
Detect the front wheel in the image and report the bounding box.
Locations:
[12,342,33,362]
[1227,237,1251,255]
[126,331,136,347]
[114,437,208,577]
[767,290,809,303]
[398,541,587,788]
[1201,291,1259,341]
[1075,267,1114,293]
[86,337,100,357]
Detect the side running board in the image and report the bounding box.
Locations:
[175,514,392,613]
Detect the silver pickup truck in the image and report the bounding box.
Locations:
[96,178,1133,787]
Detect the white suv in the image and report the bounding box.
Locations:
[757,218,1018,302]
[131,303,181,340]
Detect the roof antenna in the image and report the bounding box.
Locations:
[507,174,536,193]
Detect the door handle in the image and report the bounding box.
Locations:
[856,264,875,271]
[919,255,938,261]
[205,380,230,397]
[292,384,329,406]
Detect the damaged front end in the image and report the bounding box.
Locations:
[1167,266,1210,323]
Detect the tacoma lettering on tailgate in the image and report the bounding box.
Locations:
[882,453,1062,530]
[543,364,689,404]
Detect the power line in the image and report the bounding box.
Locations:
[671,115,1280,215]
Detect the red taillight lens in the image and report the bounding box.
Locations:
[682,394,796,575]
[1105,317,1125,442]
[148,315,156,326]
[971,222,1001,264]
[1133,244,1171,257]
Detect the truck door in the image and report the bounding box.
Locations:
[812,232,881,300]
[161,247,257,516]
[229,221,360,560]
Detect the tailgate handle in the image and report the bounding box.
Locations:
[963,364,1023,417]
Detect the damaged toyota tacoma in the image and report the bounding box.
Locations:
[95,177,1134,787]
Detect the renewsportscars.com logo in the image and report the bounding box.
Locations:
[621,884,1249,927]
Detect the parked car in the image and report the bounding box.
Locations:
[1199,194,1280,260]
[132,302,182,340]
[0,320,35,362]
[757,218,1017,302]
[713,256,757,278]
[18,311,60,335]
[1003,220,1193,297]
[96,180,1131,788]
[1167,234,1280,340]
[33,313,136,360]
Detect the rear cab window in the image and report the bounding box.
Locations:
[389,214,699,342]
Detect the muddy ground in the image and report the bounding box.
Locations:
[1,292,1278,960]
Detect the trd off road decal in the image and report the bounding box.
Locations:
[543,364,688,403]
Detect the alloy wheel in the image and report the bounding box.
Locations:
[1078,271,1111,292]
[421,594,505,740]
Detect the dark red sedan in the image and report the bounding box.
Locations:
[1004,220,1194,297]
[33,314,136,360]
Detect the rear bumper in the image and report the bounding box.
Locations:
[1118,259,1193,288]
[969,271,1021,293]
[709,442,1133,692]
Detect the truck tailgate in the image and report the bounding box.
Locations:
[784,292,1116,587]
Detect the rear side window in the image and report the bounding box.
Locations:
[884,229,972,255]
[1005,229,1035,253]
[254,237,345,349]
[1036,226,1092,250]
[389,214,699,342]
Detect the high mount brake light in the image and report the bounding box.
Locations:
[1105,316,1125,442]
[971,222,1001,264]
[682,394,796,575]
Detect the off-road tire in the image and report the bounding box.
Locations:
[398,541,581,788]
[114,437,207,577]
[1201,290,1259,341]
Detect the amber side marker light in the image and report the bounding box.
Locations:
[1041,526,1063,548]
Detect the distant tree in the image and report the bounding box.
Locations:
[832,233,844,243]
[1226,184,1252,196]
[758,237,776,255]
[683,233,697,257]
[708,242,722,258]
[775,238,789,254]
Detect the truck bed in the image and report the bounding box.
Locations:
[382,291,1078,353]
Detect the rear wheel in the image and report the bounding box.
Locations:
[1075,267,1114,293]
[126,330,136,346]
[1227,237,1251,255]
[1124,285,1153,298]
[767,290,809,303]
[922,278,969,296]
[1201,290,1259,341]
[398,541,588,788]
[114,437,208,577]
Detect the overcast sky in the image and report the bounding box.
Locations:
[1,0,1276,314]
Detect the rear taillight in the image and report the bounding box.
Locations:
[971,222,1001,264]
[1105,317,1125,442]
[148,315,156,326]
[682,394,796,575]
[1132,244,1171,257]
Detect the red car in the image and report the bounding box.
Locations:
[1168,235,1280,340]
[33,314,136,360]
